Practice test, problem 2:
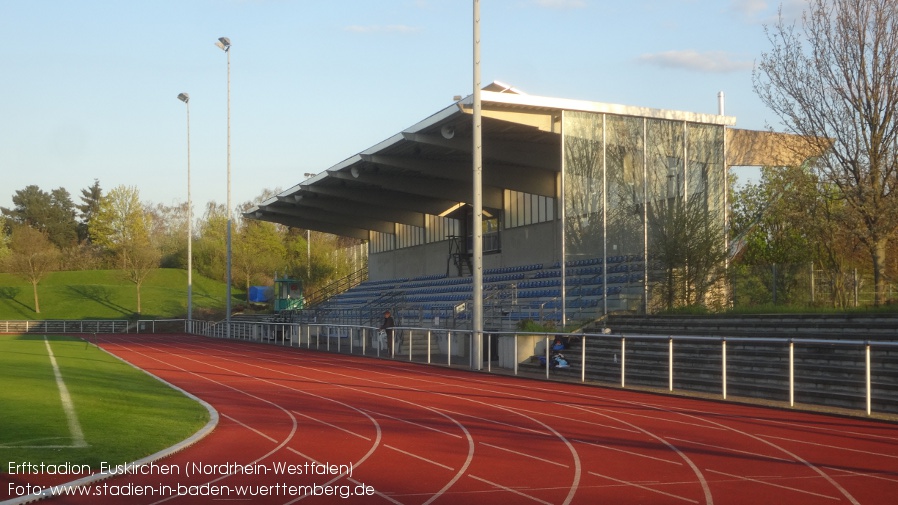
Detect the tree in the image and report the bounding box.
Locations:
[0,215,9,260]
[146,201,190,269]
[90,185,158,313]
[3,225,60,313]
[233,219,286,297]
[123,239,161,315]
[731,166,819,305]
[754,0,898,305]
[90,185,149,265]
[77,179,103,243]
[193,202,228,283]
[2,185,79,248]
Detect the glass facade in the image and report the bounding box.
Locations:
[563,111,726,313]
[504,189,555,229]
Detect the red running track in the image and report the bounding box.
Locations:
[6,334,898,505]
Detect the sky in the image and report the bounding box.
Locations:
[0,0,809,214]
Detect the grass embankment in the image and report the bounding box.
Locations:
[0,334,209,470]
[0,268,243,320]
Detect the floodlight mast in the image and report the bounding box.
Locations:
[177,93,193,332]
[472,0,483,370]
[216,36,232,337]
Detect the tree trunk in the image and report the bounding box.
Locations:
[136,283,142,315]
[872,238,887,306]
[32,280,40,314]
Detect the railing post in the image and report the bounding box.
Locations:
[621,336,626,388]
[514,333,518,376]
[408,329,413,361]
[447,331,452,367]
[866,342,872,416]
[789,339,795,407]
[668,337,674,392]
[722,338,727,400]
[581,334,586,383]
[545,335,550,380]
[427,329,432,364]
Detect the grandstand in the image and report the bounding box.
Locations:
[304,255,646,334]
[247,82,810,328]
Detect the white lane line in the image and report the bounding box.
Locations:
[823,466,898,483]
[292,409,371,441]
[44,337,87,448]
[666,436,794,463]
[566,403,712,504]
[468,474,554,505]
[479,442,568,468]
[758,433,898,460]
[604,397,861,505]
[588,470,699,503]
[432,406,552,437]
[138,338,472,505]
[365,408,463,438]
[573,438,683,465]
[221,412,279,443]
[193,341,580,504]
[705,469,841,500]
[744,416,898,442]
[385,444,455,471]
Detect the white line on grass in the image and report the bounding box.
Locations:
[44,336,88,448]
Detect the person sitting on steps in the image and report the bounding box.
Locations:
[380,310,395,355]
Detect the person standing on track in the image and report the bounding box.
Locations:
[380,310,395,355]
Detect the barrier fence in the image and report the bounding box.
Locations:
[3,318,896,417]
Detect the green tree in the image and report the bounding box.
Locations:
[731,166,818,305]
[90,185,149,263]
[3,225,60,313]
[77,179,103,243]
[90,185,158,313]
[193,202,228,283]
[754,0,898,305]
[233,219,286,298]
[146,201,190,269]
[0,215,9,260]
[2,185,78,248]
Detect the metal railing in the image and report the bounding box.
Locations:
[0,320,131,334]
[193,320,898,417]
[6,318,895,417]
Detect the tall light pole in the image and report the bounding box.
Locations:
[177,92,193,332]
[215,36,232,336]
[472,0,484,370]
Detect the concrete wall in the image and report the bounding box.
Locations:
[494,221,558,268]
[368,240,450,281]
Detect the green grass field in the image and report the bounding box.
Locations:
[0,268,243,321]
[0,334,210,472]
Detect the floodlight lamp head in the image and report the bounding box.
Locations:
[177,93,189,103]
[215,37,231,51]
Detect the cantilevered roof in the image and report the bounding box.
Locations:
[246,83,736,239]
